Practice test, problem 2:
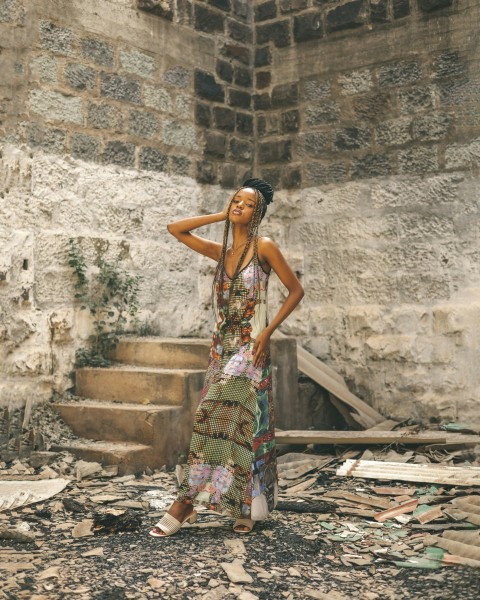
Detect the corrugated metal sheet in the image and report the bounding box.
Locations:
[336,459,480,486]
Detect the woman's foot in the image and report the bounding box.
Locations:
[233,518,254,534]
[150,501,194,537]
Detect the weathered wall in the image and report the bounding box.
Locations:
[252,0,480,424]
[1,0,480,425]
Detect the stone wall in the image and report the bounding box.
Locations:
[1,0,480,425]
[252,0,480,424]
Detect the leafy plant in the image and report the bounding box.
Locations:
[67,238,143,367]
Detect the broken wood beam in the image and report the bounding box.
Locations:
[274,430,449,445]
[336,460,480,486]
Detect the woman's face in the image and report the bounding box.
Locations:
[229,187,257,225]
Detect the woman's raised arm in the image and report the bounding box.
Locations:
[167,198,231,261]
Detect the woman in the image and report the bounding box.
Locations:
[150,178,304,536]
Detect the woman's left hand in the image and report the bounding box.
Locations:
[252,330,271,367]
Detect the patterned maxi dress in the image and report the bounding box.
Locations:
[175,245,279,520]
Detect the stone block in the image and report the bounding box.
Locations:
[128,110,159,139]
[228,88,251,109]
[39,21,73,55]
[351,153,392,179]
[255,1,277,21]
[392,0,410,18]
[30,54,57,84]
[255,46,271,67]
[194,4,224,33]
[370,0,389,22]
[334,126,371,151]
[88,103,121,130]
[280,109,300,133]
[445,138,480,170]
[338,69,373,95]
[305,102,340,125]
[378,61,422,87]
[280,0,308,13]
[213,106,235,131]
[299,132,329,157]
[82,38,114,67]
[205,131,227,157]
[228,19,252,44]
[221,43,251,65]
[303,78,331,101]
[256,71,271,89]
[137,0,174,19]
[418,0,453,11]
[102,141,136,167]
[100,73,141,104]
[398,86,434,114]
[258,140,292,164]
[170,155,190,176]
[293,11,323,43]
[305,161,347,185]
[221,163,236,187]
[271,82,298,108]
[64,63,97,91]
[353,91,393,123]
[216,60,233,83]
[71,133,100,162]
[229,137,252,162]
[120,49,155,78]
[27,124,66,154]
[257,114,279,136]
[256,20,291,48]
[232,0,249,18]
[175,95,191,119]
[143,84,173,112]
[28,89,83,124]
[234,65,252,88]
[163,121,198,149]
[433,305,466,334]
[195,102,211,127]
[282,166,301,188]
[209,0,231,12]
[235,112,253,135]
[412,113,452,142]
[196,160,217,183]
[163,66,190,88]
[398,145,438,174]
[375,118,411,146]
[326,0,365,33]
[253,93,271,110]
[365,334,416,361]
[139,146,168,172]
[346,305,384,335]
[431,50,467,80]
[194,70,225,102]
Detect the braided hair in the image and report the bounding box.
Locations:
[211,178,274,322]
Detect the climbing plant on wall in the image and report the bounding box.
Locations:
[67,238,143,367]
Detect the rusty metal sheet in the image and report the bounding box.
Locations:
[374,498,419,522]
[336,460,480,486]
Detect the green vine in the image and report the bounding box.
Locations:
[67,238,143,367]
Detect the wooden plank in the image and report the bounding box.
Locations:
[336,459,480,486]
[297,345,347,387]
[274,430,448,445]
[296,349,384,425]
[328,394,363,430]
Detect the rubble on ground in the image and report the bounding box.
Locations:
[1,420,480,599]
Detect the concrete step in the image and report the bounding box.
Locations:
[51,439,152,476]
[75,365,205,406]
[55,401,182,444]
[109,337,211,369]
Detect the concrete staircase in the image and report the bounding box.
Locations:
[54,338,209,475]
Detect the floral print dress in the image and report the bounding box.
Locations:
[175,244,279,520]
